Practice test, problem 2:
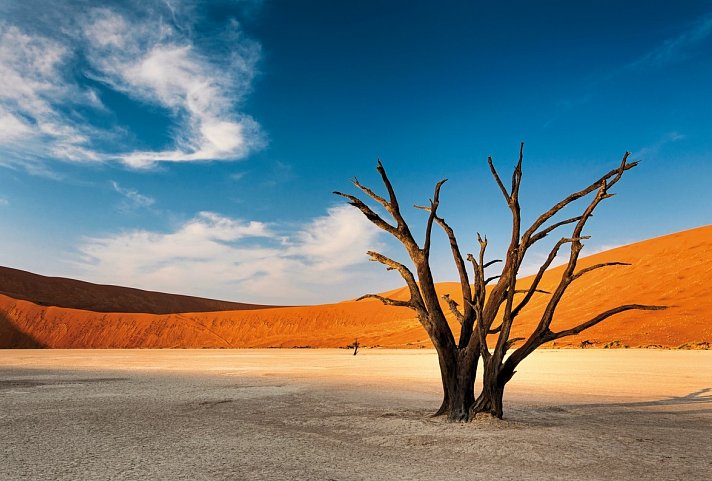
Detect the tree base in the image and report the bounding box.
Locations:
[471,387,505,419]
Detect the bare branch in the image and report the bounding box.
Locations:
[505,337,525,352]
[510,142,524,199]
[423,179,447,255]
[477,234,489,293]
[485,149,525,359]
[483,259,502,269]
[521,152,636,247]
[337,160,423,256]
[367,251,413,278]
[511,236,577,317]
[352,178,390,212]
[415,197,475,343]
[527,215,588,247]
[533,179,615,336]
[466,253,478,272]
[550,304,668,340]
[466,233,495,321]
[434,218,471,299]
[466,254,481,298]
[514,289,550,295]
[376,160,407,229]
[572,262,631,281]
[356,294,413,308]
[485,275,501,285]
[487,324,502,335]
[488,156,511,203]
[442,294,465,325]
[333,191,398,237]
[366,251,424,311]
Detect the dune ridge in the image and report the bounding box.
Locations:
[0,266,274,314]
[1,225,710,349]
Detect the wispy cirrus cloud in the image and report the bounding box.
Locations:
[73,205,386,304]
[0,24,105,173]
[82,8,263,168]
[0,1,262,172]
[111,181,155,212]
[631,132,686,160]
[543,13,712,129]
[630,14,712,69]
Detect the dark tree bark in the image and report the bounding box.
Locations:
[335,144,665,421]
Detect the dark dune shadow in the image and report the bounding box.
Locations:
[0,265,278,313]
[0,312,46,348]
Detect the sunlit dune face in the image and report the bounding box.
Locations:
[0,225,710,349]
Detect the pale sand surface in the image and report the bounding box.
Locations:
[0,349,710,480]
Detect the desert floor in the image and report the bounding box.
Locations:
[1,349,710,480]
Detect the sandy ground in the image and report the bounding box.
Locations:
[0,349,710,480]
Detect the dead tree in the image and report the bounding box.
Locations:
[335,143,665,421]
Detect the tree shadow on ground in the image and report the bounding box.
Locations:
[551,388,712,417]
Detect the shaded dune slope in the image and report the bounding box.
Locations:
[0,266,273,314]
[1,225,710,348]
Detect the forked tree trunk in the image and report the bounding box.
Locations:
[437,352,477,421]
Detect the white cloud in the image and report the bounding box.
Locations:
[0,24,102,169]
[0,2,262,171]
[0,197,8,206]
[73,205,386,304]
[82,8,262,168]
[0,110,33,142]
[293,205,377,271]
[111,181,155,211]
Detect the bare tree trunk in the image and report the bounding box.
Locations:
[433,392,449,417]
[432,341,480,421]
[472,360,514,419]
[453,353,479,421]
[473,381,505,419]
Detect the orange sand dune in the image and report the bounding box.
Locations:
[1,225,710,349]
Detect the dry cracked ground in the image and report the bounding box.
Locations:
[0,349,710,481]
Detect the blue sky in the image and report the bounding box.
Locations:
[0,0,710,304]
